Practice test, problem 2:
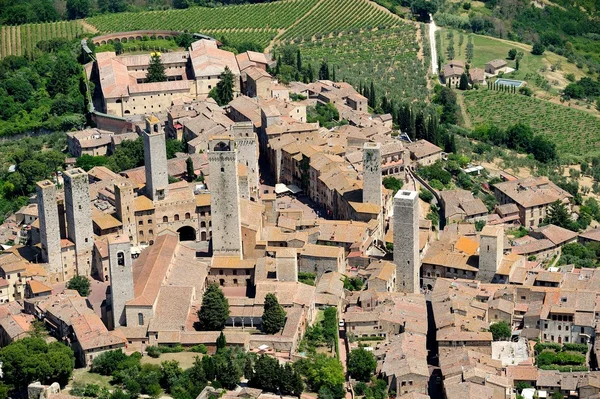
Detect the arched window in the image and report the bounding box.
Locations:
[174,214,180,221]
[138,313,144,326]
[163,216,168,223]
[117,252,125,266]
[185,212,191,219]
[201,221,206,228]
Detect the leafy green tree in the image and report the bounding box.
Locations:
[347,348,377,381]
[160,360,183,393]
[532,42,545,55]
[218,357,241,389]
[198,284,230,330]
[296,354,344,399]
[0,338,75,391]
[508,48,517,60]
[114,42,124,55]
[262,293,286,334]
[343,277,363,291]
[382,176,403,195]
[175,33,194,49]
[90,350,130,375]
[146,53,167,83]
[545,200,573,230]
[419,188,433,203]
[66,0,90,19]
[210,66,234,106]
[489,321,511,341]
[67,275,90,296]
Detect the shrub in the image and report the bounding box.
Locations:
[419,188,433,203]
[190,344,208,354]
[147,346,161,358]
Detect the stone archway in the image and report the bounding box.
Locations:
[177,226,196,241]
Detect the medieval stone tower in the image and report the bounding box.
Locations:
[108,234,134,328]
[143,116,169,202]
[362,142,382,208]
[276,248,298,282]
[393,190,420,294]
[479,225,504,283]
[36,180,62,279]
[63,168,94,276]
[232,122,260,201]
[115,180,137,245]
[208,136,242,257]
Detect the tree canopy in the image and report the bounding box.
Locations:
[249,354,303,397]
[66,275,90,297]
[347,348,377,382]
[489,321,511,341]
[198,284,230,330]
[146,53,167,83]
[261,293,286,335]
[210,66,235,106]
[0,337,75,391]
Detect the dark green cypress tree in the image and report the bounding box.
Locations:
[296,49,302,71]
[369,81,376,108]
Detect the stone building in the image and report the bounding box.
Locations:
[36,181,62,280]
[478,225,503,283]
[208,136,243,257]
[107,235,134,329]
[143,117,169,202]
[394,190,420,293]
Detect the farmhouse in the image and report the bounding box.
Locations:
[405,139,443,166]
[493,177,572,228]
[485,59,507,75]
[441,61,465,86]
[469,68,485,85]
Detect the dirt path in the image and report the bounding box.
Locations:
[80,20,99,34]
[265,0,325,52]
[456,92,472,128]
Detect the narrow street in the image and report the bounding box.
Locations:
[428,14,439,75]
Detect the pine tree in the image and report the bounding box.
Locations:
[318,61,330,80]
[262,293,286,334]
[307,64,315,82]
[415,111,426,140]
[459,73,469,90]
[216,331,226,351]
[186,156,195,181]
[332,65,336,81]
[296,49,302,71]
[198,284,230,330]
[214,66,234,106]
[146,53,167,83]
[276,55,281,75]
[369,81,376,108]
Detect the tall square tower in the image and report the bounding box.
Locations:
[362,142,382,207]
[115,181,137,245]
[208,136,242,257]
[479,225,504,283]
[36,180,63,279]
[108,234,134,328]
[143,116,169,202]
[63,168,94,276]
[393,190,420,293]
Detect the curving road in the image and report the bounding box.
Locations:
[429,14,439,75]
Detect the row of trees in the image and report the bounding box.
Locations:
[469,122,557,163]
[198,284,286,334]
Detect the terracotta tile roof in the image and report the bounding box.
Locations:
[455,236,479,256]
[534,224,577,245]
[71,313,126,350]
[134,195,154,212]
[493,177,572,208]
[487,59,507,68]
[506,365,538,382]
[301,243,343,258]
[27,280,52,294]
[92,210,122,231]
[405,139,442,159]
[190,39,240,78]
[128,231,179,306]
[195,193,210,207]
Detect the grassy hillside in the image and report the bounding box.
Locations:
[437,28,588,92]
[463,90,600,158]
[0,21,88,58]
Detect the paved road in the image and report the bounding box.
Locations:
[429,14,439,75]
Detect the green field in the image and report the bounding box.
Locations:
[295,24,428,103]
[86,0,319,32]
[437,28,587,91]
[0,21,87,58]
[279,0,399,41]
[463,90,600,157]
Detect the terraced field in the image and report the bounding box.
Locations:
[295,25,428,103]
[0,21,86,58]
[86,0,319,32]
[463,90,600,158]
